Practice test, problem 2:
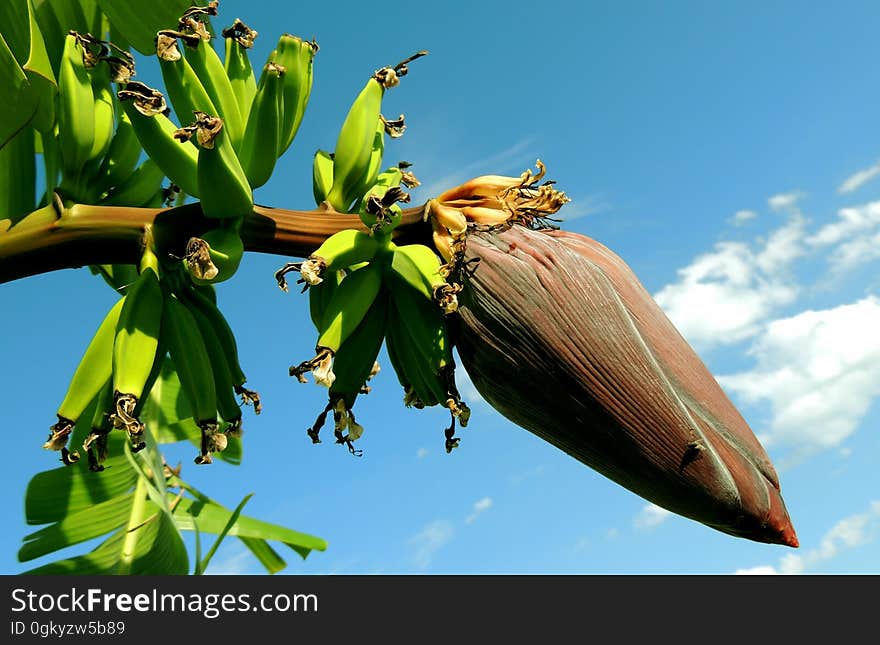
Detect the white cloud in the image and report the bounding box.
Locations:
[807,200,880,247]
[734,565,779,575]
[730,209,758,226]
[654,216,805,348]
[805,201,880,274]
[718,296,880,459]
[839,161,880,194]
[465,497,493,524]
[768,191,805,211]
[737,501,880,574]
[408,520,454,570]
[416,447,429,459]
[633,504,673,530]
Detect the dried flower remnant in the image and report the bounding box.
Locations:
[222,19,259,49]
[426,160,570,272]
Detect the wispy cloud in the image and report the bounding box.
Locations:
[654,214,805,349]
[421,138,535,197]
[735,501,880,574]
[768,191,805,212]
[633,504,673,530]
[465,497,493,525]
[729,209,758,226]
[718,296,880,461]
[807,200,880,274]
[734,565,779,575]
[839,161,880,194]
[416,447,429,459]
[408,520,454,570]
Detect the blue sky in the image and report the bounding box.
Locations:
[2,0,879,574]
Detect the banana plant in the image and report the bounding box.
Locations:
[0,0,802,571]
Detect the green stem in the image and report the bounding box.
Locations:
[0,201,432,284]
[116,476,149,575]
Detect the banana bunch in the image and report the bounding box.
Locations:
[45,233,260,469]
[48,31,171,210]
[315,52,426,214]
[131,7,318,286]
[281,222,469,454]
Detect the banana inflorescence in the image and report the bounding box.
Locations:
[32,3,520,469]
[36,2,334,468]
[45,226,261,469]
[280,221,470,455]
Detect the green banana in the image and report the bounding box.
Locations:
[386,289,468,452]
[44,295,126,460]
[350,118,385,211]
[175,282,261,413]
[83,379,115,472]
[387,273,469,443]
[325,75,384,213]
[120,99,201,197]
[389,242,460,313]
[57,33,95,176]
[89,59,115,165]
[306,290,387,450]
[111,251,164,449]
[325,52,425,212]
[275,34,317,155]
[222,20,258,123]
[99,158,165,207]
[384,298,447,413]
[316,259,385,352]
[183,34,244,149]
[290,260,385,388]
[238,61,285,189]
[194,114,254,219]
[183,225,244,284]
[329,288,388,407]
[183,298,243,436]
[94,110,142,193]
[386,295,447,409]
[312,149,334,206]
[308,267,343,330]
[276,229,381,290]
[157,32,218,127]
[161,292,220,464]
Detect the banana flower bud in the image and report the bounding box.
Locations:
[454,225,798,547]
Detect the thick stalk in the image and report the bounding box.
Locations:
[0,202,432,284]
